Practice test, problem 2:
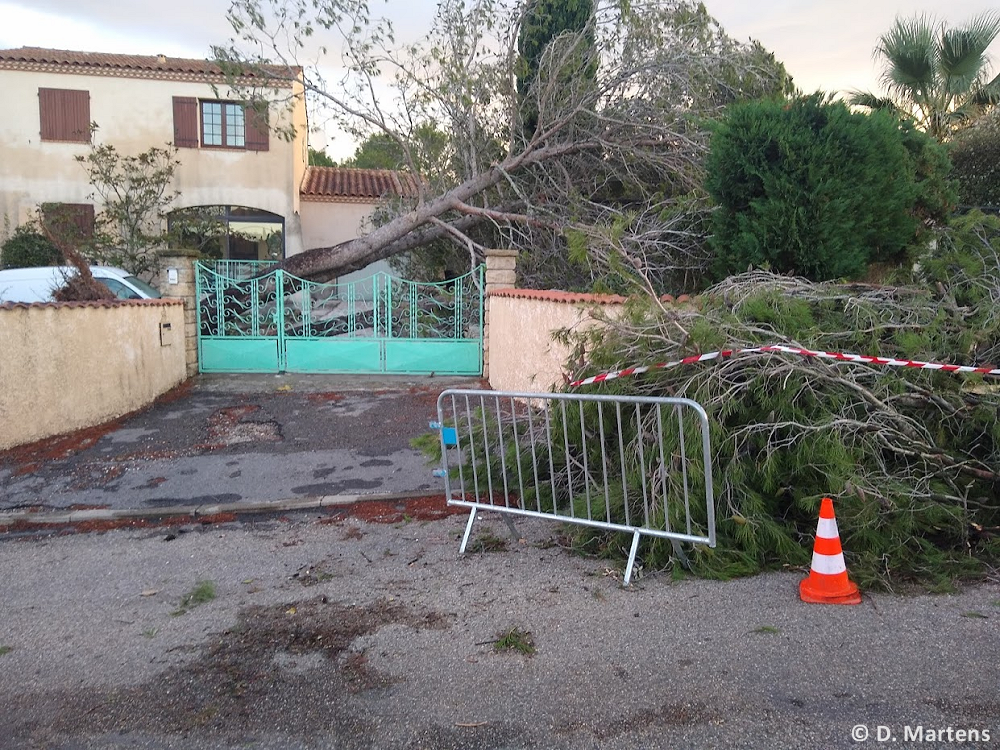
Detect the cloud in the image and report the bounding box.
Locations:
[0,0,233,56]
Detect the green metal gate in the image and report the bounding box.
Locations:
[196,261,484,375]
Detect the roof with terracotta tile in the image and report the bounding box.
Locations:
[300,166,422,202]
[0,298,183,311]
[489,288,694,305]
[0,47,296,85]
[489,288,626,305]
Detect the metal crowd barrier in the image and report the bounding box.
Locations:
[435,390,715,585]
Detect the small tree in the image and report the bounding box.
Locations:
[338,123,450,173]
[706,94,953,281]
[850,12,1000,141]
[75,137,180,278]
[308,147,336,166]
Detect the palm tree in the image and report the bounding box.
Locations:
[850,12,1000,141]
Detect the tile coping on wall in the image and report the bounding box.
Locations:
[0,298,184,311]
[488,288,694,305]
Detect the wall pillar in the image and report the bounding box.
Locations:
[153,251,199,378]
[483,249,518,380]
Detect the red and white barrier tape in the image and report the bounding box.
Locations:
[569,344,1000,388]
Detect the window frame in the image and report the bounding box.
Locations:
[173,98,268,152]
[200,100,246,149]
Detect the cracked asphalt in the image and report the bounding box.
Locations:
[0,373,482,515]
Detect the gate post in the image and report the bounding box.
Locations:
[154,250,199,378]
[484,249,518,379]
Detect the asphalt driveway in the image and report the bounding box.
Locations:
[0,373,483,520]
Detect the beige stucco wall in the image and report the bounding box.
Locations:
[297,198,394,285]
[0,299,187,450]
[298,199,377,253]
[488,292,625,393]
[0,67,308,254]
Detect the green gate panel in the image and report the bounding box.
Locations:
[384,340,481,375]
[200,338,280,373]
[285,339,383,373]
[197,263,484,376]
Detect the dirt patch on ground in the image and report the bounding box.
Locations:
[1,420,126,477]
[320,495,469,524]
[39,597,449,741]
[199,405,283,450]
[559,700,723,740]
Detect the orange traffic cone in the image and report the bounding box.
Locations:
[799,497,861,605]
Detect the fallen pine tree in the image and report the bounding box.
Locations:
[562,214,1000,589]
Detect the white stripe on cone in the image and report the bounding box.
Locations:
[810,551,848,576]
[817,517,839,538]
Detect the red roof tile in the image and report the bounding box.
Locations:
[300,166,421,201]
[0,298,183,311]
[489,289,627,305]
[489,289,694,306]
[0,47,295,84]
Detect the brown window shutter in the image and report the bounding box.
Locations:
[39,88,90,142]
[39,88,60,141]
[172,97,199,148]
[74,204,96,239]
[41,203,95,246]
[245,104,269,152]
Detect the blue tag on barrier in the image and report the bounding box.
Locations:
[430,421,458,446]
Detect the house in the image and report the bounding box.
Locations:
[0,47,415,274]
[0,47,484,379]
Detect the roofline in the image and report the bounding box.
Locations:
[299,166,423,201]
[0,48,301,88]
[299,195,381,205]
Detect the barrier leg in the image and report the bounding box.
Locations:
[458,507,478,554]
[502,515,520,543]
[623,530,641,586]
[671,539,691,570]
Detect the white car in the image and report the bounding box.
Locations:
[0,266,161,303]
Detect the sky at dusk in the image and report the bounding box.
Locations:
[1,0,997,157]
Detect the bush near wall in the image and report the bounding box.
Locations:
[1,226,61,268]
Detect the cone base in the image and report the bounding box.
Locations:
[799,577,862,605]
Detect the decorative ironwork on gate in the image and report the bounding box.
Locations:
[196,261,484,375]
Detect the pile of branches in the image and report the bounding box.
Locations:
[570,246,1000,588]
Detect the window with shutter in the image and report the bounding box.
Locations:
[196,99,269,152]
[38,89,91,143]
[172,97,199,148]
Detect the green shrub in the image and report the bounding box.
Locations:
[1,225,61,268]
[705,93,953,281]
